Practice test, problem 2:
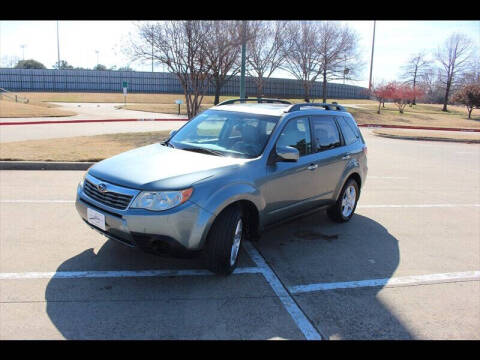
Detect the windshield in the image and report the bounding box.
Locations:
[168,110,279,158]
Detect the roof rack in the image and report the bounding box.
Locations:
[286,103,346,112]
[216,98,292,106]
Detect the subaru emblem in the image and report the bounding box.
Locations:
[97,183,107,192]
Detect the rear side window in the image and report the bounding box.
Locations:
[311,116,341,152]
[337,116,359,145]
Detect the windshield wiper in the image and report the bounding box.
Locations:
[162,140,175,148]
[181,146,226,157]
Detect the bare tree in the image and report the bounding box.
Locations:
[419,67,444,103]
[1,55,20,68]
[317,21,362,103]
[458,57,480,86]
[129,21,213,118]
[204,21,243,105]
[280,21,322,102]
[400,52,431,105]
[435,33,473,112]
[245,21,287,98]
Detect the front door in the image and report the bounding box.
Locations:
[263,117,319,224]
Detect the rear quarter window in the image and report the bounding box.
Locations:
[344,116,361,137]
[337,116,360,145]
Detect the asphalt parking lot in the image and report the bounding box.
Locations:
[0,129,479,340]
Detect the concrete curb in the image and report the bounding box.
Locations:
[372,132,480,144]
[0,161,95,170]
[358,124,480,132]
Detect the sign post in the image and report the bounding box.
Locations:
[175,99,183,115]
[122,81,128,104]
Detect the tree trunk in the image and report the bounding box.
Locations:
[377,101,381,114]
[442,78,452,112]
[256,77,264,98]
[412,67,417,105]
[468,107,473,119]
[304,81,310,102]
[322,70,327,103]
[213,78,221,105]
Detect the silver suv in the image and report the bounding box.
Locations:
[75,99,368,274]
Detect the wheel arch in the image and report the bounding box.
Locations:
[198,184,263,248]
[334,171,362,202]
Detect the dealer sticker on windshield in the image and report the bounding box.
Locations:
[87,208,106,231]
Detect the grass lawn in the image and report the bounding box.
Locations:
[119,98,375,116]
[348,102,480,130]
[17,91,374,105]
[6,92,479,130]
[0,99,76,118]
[0,131,170,162]
[17,92,233,104]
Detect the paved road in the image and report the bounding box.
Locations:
[0,102,188,143]
[0,130,479,339]
[1,102,187,123]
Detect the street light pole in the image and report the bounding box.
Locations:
[239,21,247,101]
[368,20,376,92]
[0,21,2,68]
[20,44,26,60]
[95,50,99,67]
[56,21,61,69]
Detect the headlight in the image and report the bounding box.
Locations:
[131,188,193,211]
[79,173,87,188]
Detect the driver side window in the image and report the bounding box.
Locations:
[277,117,312,156]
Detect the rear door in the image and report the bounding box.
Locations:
[336,114,366,178]
[308,115,350,205]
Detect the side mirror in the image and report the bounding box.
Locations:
[169,130,177,138]
[276,145,299,162]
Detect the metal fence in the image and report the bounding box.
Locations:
[0,68,369,99]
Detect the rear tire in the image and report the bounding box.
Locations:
[205,205,244,275]
[327,179,359,223]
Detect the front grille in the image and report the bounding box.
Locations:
[84,179,133,210]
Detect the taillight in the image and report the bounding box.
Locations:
[364,146,368,155]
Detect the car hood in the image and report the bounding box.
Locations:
[88,143,249,190]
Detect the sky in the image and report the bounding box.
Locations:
[0,20,479,89]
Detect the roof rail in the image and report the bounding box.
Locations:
[216,98,292,106]
[286,103,346,112]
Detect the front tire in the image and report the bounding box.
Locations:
[205,205,244,275]
[327,179,359,223]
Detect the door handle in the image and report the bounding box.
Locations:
[342,153,351,160]
[307,164,318,171]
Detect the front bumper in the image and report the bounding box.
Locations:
[75,180,214,254]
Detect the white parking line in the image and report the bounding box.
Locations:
[0,200,75,203]
[358,204,480,208]
[243,241,323,341]
[289,271,480,294]
[0,266,262,280]
[367,176,409,179]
